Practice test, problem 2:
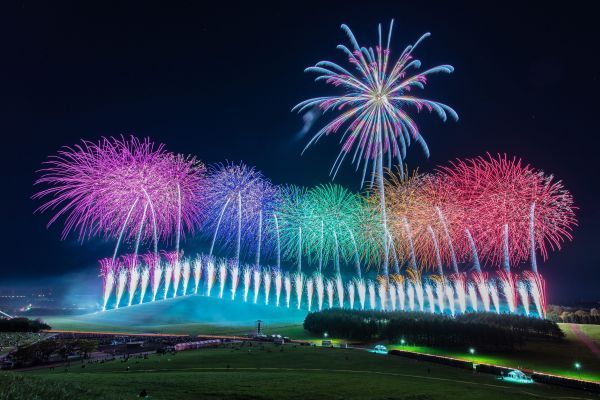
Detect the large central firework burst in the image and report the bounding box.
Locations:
[294,20,458,276]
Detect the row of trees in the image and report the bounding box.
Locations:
[0,318,50,333]
[546,305,600,325]
[304,310,564,349]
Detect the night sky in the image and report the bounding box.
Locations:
[2,2,598,303]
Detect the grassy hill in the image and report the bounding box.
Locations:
[9,343,597,400]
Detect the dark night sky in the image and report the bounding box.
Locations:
[1,1,598,303]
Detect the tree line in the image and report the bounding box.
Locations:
[0,317,50,332]
[304,310,564,349]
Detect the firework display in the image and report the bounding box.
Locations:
[34,21,577,322]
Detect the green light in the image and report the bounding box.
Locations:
[574,362,581,369]
[400,339,406,345]
[469,348,475,355]
[323,332,328,338]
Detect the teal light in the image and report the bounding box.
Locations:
[469,348,475,355]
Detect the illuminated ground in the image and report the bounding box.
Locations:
[8,344,596,400]
[39,294,308,336]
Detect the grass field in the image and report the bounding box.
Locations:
[28,298,600,384]
[388,323,600,382]
[8,343,596,400]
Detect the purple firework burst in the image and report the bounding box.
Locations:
[34,136,207,256]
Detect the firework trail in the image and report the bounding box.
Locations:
[407,282,415,311]
[205,259,216,297]
[230,264,240,300]
[193,257,202,294]
[347,281,355,309]
[295,20,457,276]
[489,281,500,314]
[326,279,335,309]
[336,275,344,308]
[274,270,282,306]
[139,266,150,304]
[472,272,490,312]
[164,252,181,298]
[465,229,481,273]
[524,271,547,318]
[163,263,173,300]
[181,260,191,296]
[115,265,127,309]
[253,268,261,304]
[498,270,517,313]
[100,258,116,311]
[356,278,366,310]
[123,255,140,306]
[468,283,478,312]
[426,283,435,313]
[243,266,251,302]
[314,273,325,310]
[518,280,530,316]
[263,269,272,305]
[306,277,314,311]
[368,281,376,310]
[294,273,304,310]
[285,274,292,308]
[218,262,228,299]
[451,273,467,314]
[407,269,424,311]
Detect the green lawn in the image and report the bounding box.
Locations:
[11,344,596,400]
[577,324,600,344]
[388,324,600,382]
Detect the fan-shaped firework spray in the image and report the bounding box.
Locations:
[489,281,500,314]
[407,269,424,311]
[163,263,173,300]
[163,252,181,298]
[263,269,272,305]
[445,284,456,316]
[468,283,478,311]
[498,270,517,313]
[326,279,335,309]
[451,273,467,314]
[523,271,546,318]
[356,278,366,310]
[472,272,490,312]
[315,273,325,311]
[425,283,435,313]
[295,20,457,276]
[518,280,530,316]
[252,268,261,304]
[181,260,191,296]
[144,253,162,302]
[123,255,140,307]
[335,275,344,308]
[205,259,216,297]
[347,281,355,309]
[100,258,116,311]
[407,282,415,311]
[139,266,149,304]
[433,279,444,314]
[284,273,292,308]
[294,273,304,309]
[218,261,228,299]
[115,265,127,309]
[368,281,376,310]
[193,257,202,294]
[274,270,282,306]
[243,266,251,302]
[377,277,388,311]
[230,264,240,300]
[388,283,397,311]
[393,276,405,311]
[306,277,314,311]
